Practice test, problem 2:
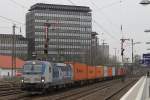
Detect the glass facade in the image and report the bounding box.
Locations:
[26,3,92,63]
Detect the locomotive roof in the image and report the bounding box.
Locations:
[25,60,50,65]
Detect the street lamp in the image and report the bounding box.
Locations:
[144,29,150,32]
[146,42,150,44]
[140,0,150,5]
[114,48,117,67]
[131,39,141,63]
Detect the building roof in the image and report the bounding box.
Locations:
[0,55,25,69]
[29,3,91,12]
[0,34,27,41]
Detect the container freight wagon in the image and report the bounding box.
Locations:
[87,66,96,80]
[107,67,113,77]
[117,68,122,76]
[115,67,119,77]
[117,67,126,77]
[71,63,88,81]
[104,66,108,78]
[95,66,104,79]
[112,67,116,77]
[120,67,126,76]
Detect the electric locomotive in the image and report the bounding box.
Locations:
[21,60,73,93]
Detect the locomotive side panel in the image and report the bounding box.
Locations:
[52,63,73,84]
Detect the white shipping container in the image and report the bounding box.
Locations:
[112,67,115,76]
[104,66,108,77]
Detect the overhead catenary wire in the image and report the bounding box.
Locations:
[90,1,121,42]
[90,1,120,33]
[67,0,75,5]
[0,15,25,25]
[5,0,28,34]
[93,20,119,42]
[66,0,123,37]
[0,15,24,34]
[98,0,123,10]
[2,0,119,41]
[0,26,11,29]
[66,0,119,42]
[8,0,28,10]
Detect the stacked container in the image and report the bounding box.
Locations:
[104,66,108,77]
[108,67,112,77]
[87,65,96,79]
[71,63,87,81]
[112,67,116,76]
[95,66,104,79]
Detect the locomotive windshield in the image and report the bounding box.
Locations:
[23,64,45,74]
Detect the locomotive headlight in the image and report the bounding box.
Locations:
[21,79,24,83]
[41,79,45,82]
[41,76,45,83]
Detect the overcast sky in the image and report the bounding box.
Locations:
[0,0,150,61]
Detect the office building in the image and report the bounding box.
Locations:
[98,45,109,59]
[0,34,28,60]
[26,3,92,63]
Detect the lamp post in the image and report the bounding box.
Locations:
[144,29,150,32]
[140,0,150,42]
[130,39,141,74]
[140,0,150,5]
[131,39,141,63]
[12,24,16,77]
[114,48,117,67]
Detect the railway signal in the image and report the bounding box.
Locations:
[44,20,51,60]
[120,38,130,63]
[121,48,125,56]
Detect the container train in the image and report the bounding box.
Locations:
[21,60,126,93]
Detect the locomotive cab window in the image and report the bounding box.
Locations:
[23,64,45,74]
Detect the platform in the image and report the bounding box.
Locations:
[120,76,150,100]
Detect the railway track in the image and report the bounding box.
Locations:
[78,78,138,100]
[55,79,136,100]
[105,79,137,100]
[55,83,114,100]
[0,89,24,96]
[0,81,26,100]
[20,79,122,100]
[0,78,138,100]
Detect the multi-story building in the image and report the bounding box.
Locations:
[26,3,92,63]
[91,32,98,65]
[98,44,109,59]
[0,34,28,60]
